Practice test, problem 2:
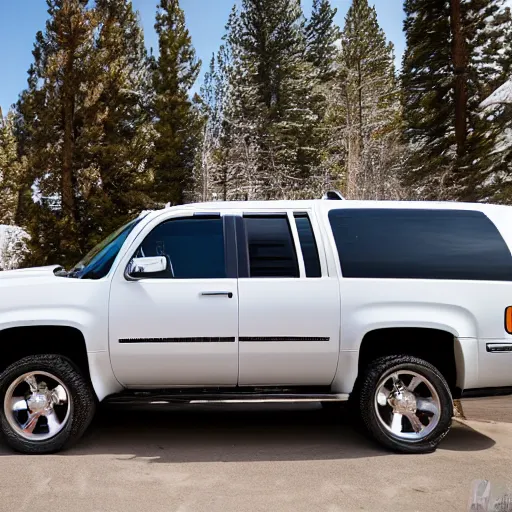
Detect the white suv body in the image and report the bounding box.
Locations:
[1,199,511,454]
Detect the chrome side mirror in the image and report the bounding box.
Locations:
[126,256,168,280]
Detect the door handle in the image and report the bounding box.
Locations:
[201,291,233,298]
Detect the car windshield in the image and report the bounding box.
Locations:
[68,217,142,280]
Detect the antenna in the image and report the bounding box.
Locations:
[322,190,345,200]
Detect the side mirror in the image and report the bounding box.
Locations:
[126,256,168,280]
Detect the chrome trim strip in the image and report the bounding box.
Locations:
[119,337,236,344]
[239,336,330,342]
[486,343,512,353]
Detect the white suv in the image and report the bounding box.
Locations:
[1,198,511,454]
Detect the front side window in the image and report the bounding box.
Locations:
[136,217,226,279]
[244,216,299,278]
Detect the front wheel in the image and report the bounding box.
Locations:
[357,355,453,454]
[0,355,96,454]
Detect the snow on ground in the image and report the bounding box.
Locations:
[0,225,30,271]
[480,78,512,109]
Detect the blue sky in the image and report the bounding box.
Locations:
[0,0,405,115]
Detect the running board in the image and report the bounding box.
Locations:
[104,391,349,405]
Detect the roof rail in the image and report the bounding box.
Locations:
[322,190,345,200]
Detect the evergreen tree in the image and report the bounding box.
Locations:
[221,8,261,200]
[330,0,402,199]
[0,111,27,225]
[479,78,512,202]
[402,0,452,199]
[223,0,321,199]
[17,0,155,266]
[82,0,155,246]
[151,0,202,206]
[194,56,217,202]
[402,0,512,201]
[304,0,340,192]
[305,0,340,83]
[464,0,512,201]
[17,0,97,265]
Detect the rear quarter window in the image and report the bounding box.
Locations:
[328,208,512,281]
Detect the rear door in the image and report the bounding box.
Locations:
[237,210,341,386]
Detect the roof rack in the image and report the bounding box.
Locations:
[322,190,345,200]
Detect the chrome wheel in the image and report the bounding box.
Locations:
[374,370,441,441]
[3,371,71,441]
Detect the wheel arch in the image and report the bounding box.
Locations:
[0,325,89,378]
[332,325,475,398]
[356,328,459,395]
[0,325,122,401]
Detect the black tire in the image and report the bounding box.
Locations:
[0,354,96,454]
[357,355,452,454]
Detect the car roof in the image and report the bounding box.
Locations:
[143,199,511,219]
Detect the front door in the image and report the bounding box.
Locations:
[109,214,239,387]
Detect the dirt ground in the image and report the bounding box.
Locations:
[0,398,511,512]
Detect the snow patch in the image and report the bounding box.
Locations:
[0,225,30,271]
[480,78,512,109]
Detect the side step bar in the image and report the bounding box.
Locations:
[104,392,349,405]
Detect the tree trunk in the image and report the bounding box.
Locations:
[59,6,79,256]
[61,27,77,222]
[62,90,75,220]
[347,131,362,199]
[450,0,468,159]
[15,186,27,227]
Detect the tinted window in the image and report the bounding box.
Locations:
[329,209,512,281]
[138,218,226,279]
[294,213,321,278]
[244,216,299,278]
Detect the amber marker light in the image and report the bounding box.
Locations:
[505,307,512,334]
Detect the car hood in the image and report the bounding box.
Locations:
[0,265,62,281]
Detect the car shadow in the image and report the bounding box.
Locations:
[0,403,495,461]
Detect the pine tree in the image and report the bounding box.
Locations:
[194,56,216,202]
[330,0,402,199]
[221,8,261,200]
[17,0,155,266]
[223,0,321,199]
[16,0,97,265]
[305,0,340,83]
[304,0,340,192]
[402,0,512,201]
[81,0,155,246]
[151,0,202,206]
[0,110,27,226]
[464,0,512,201]
[479,78,512,202]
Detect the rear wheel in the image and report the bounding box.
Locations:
[0,355,96,454]
[357,355,452,454]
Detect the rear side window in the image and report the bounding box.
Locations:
[294,213,321,278]
[244,216,299,278]
[138,218,226,279]
[329,209,512,281]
